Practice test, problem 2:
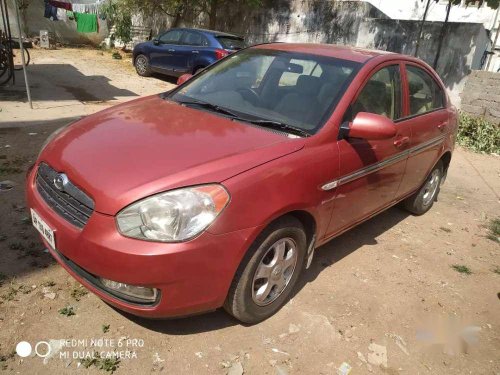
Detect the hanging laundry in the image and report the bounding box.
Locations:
[49,0,72,11]
[72,3,99,14]
[44,0,58,21]
[67,10,75,21]
[57,8,67,22]
[74,12,98,33]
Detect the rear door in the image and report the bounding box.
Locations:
[396,63,448,197]
[325,62,411,238]
[179,30,210,74]
[149,29,184,72]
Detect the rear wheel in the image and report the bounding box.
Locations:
[403,160,443,215]
[134,54,151,77]
[224,216,307,324]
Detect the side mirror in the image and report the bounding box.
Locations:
[348,112,396,140]
[177,73,193,85]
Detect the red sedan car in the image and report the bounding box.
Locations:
[26,43,457,323]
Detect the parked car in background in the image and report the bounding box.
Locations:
[132,27,245,78]
[27,43,457,324]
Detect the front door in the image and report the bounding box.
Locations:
[325,63,411,238]
[149,29,184,72]
[397,63,450,197]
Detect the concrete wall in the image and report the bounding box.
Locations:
[4,0,108,45]
[460,70,500,123]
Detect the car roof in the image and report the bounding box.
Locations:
[253,43,400,63]
[173,27,243,39]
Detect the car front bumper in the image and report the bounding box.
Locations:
[26,165,260,318]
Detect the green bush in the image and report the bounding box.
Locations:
[458,112,500,154]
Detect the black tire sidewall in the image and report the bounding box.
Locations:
[407,161,443,215]
[135,54,150,76]
[226,218,307,323]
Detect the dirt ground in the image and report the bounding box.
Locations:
[0,48,499,375]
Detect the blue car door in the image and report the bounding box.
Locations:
[177,31,211,74]
[149,29,184,72]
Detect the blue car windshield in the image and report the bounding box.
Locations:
[170,49,361,135]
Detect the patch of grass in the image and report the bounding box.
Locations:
[439,226,452,233]
[102,324,110,333]
[486,218,500,243]
[99,358,120,373]
[58,306,75,317]
[18,284,32,295]
[41,280,56,287]
[80,352,120,374]
[451,264,472,275]
[1,286,18,301]
[457,112,500,154]
[70,285,88,301]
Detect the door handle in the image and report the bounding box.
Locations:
[167,49,175,52]
[394,136,410,148]
[191,50,199,54]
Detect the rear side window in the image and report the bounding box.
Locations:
[406,65,445,116]
[159,30,183,44]
[183,31,208,46]
[216,36,245,50]
[352,65,402,121]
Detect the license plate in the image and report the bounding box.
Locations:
[31,208,56,249]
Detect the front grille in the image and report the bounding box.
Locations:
[36,163,94,228]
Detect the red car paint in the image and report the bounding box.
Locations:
[26,43,457,318]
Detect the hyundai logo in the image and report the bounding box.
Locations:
[53,173,68,191]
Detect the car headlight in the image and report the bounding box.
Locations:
[116,184,230,242]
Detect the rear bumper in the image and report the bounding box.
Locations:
[26,166,261,318]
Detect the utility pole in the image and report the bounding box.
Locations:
[486,7,500,71]
[433,0,452,69]
[414,0,433,57]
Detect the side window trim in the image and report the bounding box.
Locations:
[348,62,403,122]
[400,61,447,121]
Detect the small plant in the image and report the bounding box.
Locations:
[486,217,500,243]
[99,358,121,373]
[41,280,56,287]
[102,324,110,333]
[70,285,88,301]
[439,226,452,233]
[80,352,100,368]
[59,306,75,317]
[1,286,18,301]
[457,112,500,154]
[18,284,32,295]
[451,264,472,275]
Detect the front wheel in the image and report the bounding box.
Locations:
[224,216,307,324]
[134,54,151,77]
[403,160,443,215]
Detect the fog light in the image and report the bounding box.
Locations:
[100,278,158,303]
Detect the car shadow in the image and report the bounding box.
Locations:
[124,206,410,335]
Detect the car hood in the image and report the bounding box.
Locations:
[39,95,305,215]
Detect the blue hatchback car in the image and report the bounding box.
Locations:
[133,28,245,78]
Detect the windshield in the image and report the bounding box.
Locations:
[216,36,246,50]
[169,48,361,135]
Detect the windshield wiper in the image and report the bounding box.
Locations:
[177,99,240,118]
[177,98,310,137]
[242,119,311,138]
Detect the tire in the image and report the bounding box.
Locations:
[134,54,151,77]
[403,160,443,215]
[224,216,307,324]
[13,48,30,71]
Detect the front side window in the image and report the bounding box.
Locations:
[406,65,445,116]
[169,49,360,134]
[159,30,183,44]
[352,65,402,121]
